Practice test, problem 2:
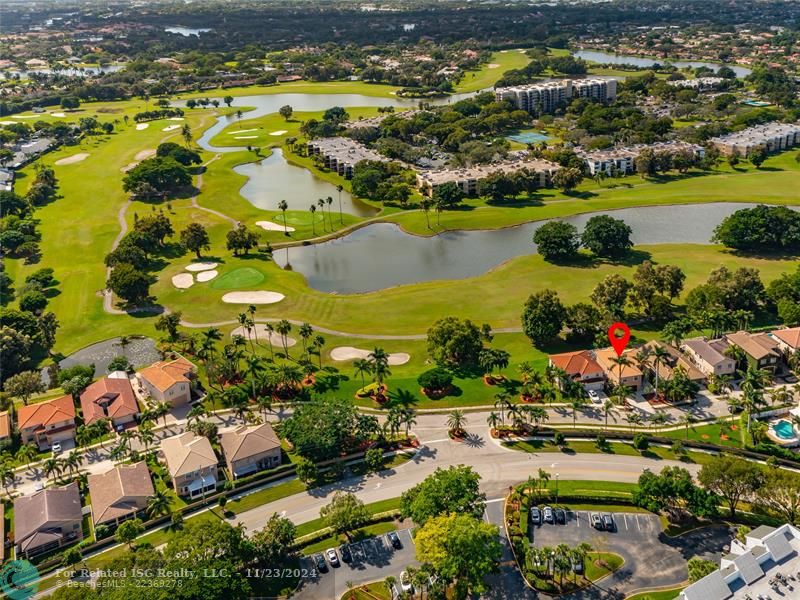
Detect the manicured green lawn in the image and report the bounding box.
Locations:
[301,521,398,555]
[210,266,266,290]
[454,50,531,92]
[626,587,684,600]
[503,439,713,466]
[340,581,392,600]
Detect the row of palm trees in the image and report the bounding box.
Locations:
[528,543,594,587]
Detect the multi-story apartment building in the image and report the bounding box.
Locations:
[416,158,560,197]
[709,122,800,156]
[495,78,617,116]
[306,137,390,179]
[577,142,705,176]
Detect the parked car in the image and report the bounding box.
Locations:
[572,558,585,575]
[326,548,339,567]
[313,553,327,572]
[388,531,402,549]
[588,389,601,404]
[555,508,566,524]
[591,513,603,530]
[601,513,615,531]
[400,570,414,593]
[543,506,554,524]
[530,506,542,525]
[51,442,62,455]
[339,545,352,563]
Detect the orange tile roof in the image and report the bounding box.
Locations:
[80,377,139,424]
[138,356,195,393]
[594,348,644,379]
[772,327,800,350]
[17,396,75,432]
[549,350,604,378]
[0,412,10,439]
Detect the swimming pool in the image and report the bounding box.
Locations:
[773,419,797,440]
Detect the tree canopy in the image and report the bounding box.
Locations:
[400,465,486,526]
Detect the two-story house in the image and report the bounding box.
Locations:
[80,375,140,431]
[595,347,644,392]
[160,432,218,499]
[681,338,737,378]
[14,482,83,558]
[137,356,197,408]
[88,462,155,527]
[725,331,782,374]
[547,350,606,391]
[17,395,76,450]
[220,423,282,479]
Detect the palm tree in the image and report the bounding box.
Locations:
[570,398,585,429]
[278,200,289,235]
[336,184,344,224]
[147,488,172,518]
[309,204,317,235]
[275,320,292,357]
[187,403,209,425]
[649,344,670,399]
[487,411,501,431]
[264,323,276,360]
[625,411,642,434]
[325,196,334,229]
[16,444,37,471]
[634,346,652,387]
[152,401,171,428]
[518,361,534,383]
[64,451,81,477]
[603,399,615,431]
[43,457,61,482]
[137,425,155,454]
[298,323,314,356]
[399,408,417,438]
[420,197,432,229]
[494,392,512,425]
[244,355,265,401]
[447,410,467,436]
[354,359,373,390]
[369,348,391,391]
[610,354,632,389]
[317,198,326,231]
[312,334,326,368]
[679,413,697,440]
[529,406,548,429]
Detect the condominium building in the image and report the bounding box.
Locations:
[495,78,617,115]
[667,77,726,90]
[416,158,561,197]
[709,121,800,156]
[306,137,389,179]
[577,141,705,175]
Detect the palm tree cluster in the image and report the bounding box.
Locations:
[383,406,417,442]
[353,348,392,400]
[489,393,549,433]
[527,543,593,588]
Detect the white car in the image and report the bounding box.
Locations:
[325,548,339,567]
[51,442,62,455]
[588,390,602,404]
[400,570,414,594]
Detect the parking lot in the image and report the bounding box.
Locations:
[294,526,419,600]
[528,509,733,599]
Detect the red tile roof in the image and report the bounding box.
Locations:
[549,350,604,378]
[138,356,195,393]
[80,377,139,425]
[17,396,75,432]
[772,327,800,350]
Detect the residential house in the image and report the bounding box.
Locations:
[220,423,282,479]
[594,348,644,392]
[0,411,11,449]
[160,432,218,499]
[88,462,155,527]
[17,395,76,450]
[725,331,782,374]
[547,350,606,391]
[80,376,140,430]
[137,356,197,408]
[770,327,800,356]
[641,341,706,385]
[14,482,83,558]
[680,523,800,600]
[681,338,737,378]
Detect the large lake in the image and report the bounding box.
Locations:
[575,50,752,78]
[273,203,791,293]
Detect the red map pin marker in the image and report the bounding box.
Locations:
[608,322,631,357]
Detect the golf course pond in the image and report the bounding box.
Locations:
[574,50,752,78]
[273,203,796,293]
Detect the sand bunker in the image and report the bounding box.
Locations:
[134,149,156,161]
[51,112,66,117]
[231,325,297,347]
[235,135,257,139]
[256,221,295,232]
[135,123,149,130]
[168,117,185,121]
[0,121,17,125]
[172,273,194,289]
[229,128,258,134]
[487,63,500,69]
[269,130,288,136]
[163,124,181,132]
[196,270,218,282]
[12,115,37,119]
[222,291,285,304]
[185,262,218,272]
[330,346,411,365]
[54,153,89,166]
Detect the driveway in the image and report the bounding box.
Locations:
[294,526,418,600]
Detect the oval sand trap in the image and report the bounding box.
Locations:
[172,273,194,289]
[168,117,185,121]
[487,63,500,69]
[231,325,297,347]
[229,128,258,134]
[196,270,218,282]
[235,135,257,139]
[269,130,288,136]
[222,291,285,304]
[135,123,150,130]
[163,124,181,132]
[330,346,411,365]
[256,221,295,232]
[135,149,156,161]
[55,153,89,166]
[185,262,218,272]
[51,112,66,117]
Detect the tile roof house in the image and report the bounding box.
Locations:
[595,347,644,391]
[220,423,282,479]
[725,331,782,373]
[137,356,197,407]
[771,327,800,354]
[14,482,83,558]
[88,462,154,526]
[17,395,76,450]
[0,411,11,448]
[642,341,706,384]
[681,338,737,378]
[80,376,140,429]
[548,350,606,391]
[160,432,218,499]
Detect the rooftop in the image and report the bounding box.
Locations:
[14,483,82,553]
[138,356,195,393]
[220,422,281,463]
[548,350,604,378]
[418,157,560,186]
[160,431,218,478]
[771,327,800,350]
[17,395,75,431]
[80,376,139,424]
[88,462,154,525]
[682,338,729,366]
[726,331,780,361]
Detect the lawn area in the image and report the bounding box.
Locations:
[525,551,624,594]
[626,587,684,600]
[454,49,531,92]
[502,439,713,466]
[340,581,392,600]
[300,521,398,555]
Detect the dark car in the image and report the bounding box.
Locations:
[590,513,603,530]
[601,513,615,531]
[388,531,402,549]
[313,553,327,573]
[530,507,542,525]
[339,545,352,563]
[555,508,566,524]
